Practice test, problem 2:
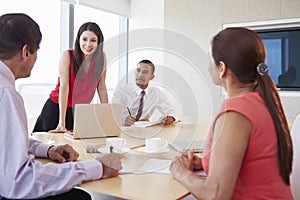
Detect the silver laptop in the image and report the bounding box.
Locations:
[65,103,123,139]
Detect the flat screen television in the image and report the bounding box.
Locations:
[224,18,300,91]
[257,28,300,91]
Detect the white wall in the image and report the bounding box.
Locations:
[129,0,215,124]
[130,0,164,29]
[128,0,300,124]
[164,0,300,124]
[132,0,300,124]
[127,0,171,121]
[128,0,165,71]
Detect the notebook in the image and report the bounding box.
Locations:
[65,103,123,139]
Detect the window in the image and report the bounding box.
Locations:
[0,0,61,87]
[73,4,127,90]
[1,1,128,99]
[1,1,128,130]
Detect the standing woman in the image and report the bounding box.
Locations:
[33,22,108,133]
[170,27,293,199]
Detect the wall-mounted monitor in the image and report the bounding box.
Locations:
[223,18,300,91]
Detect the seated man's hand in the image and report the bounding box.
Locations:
[96,153,122,178]
[161,116,175,125]
[47,144,79,163]
[124,116,136,126]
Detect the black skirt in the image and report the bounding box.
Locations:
[32,98,74,132]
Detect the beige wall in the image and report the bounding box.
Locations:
[163,0,300,124]
[129,0,300,124]
[165,0,300,49]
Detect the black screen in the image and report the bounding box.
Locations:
[257,29,300,91]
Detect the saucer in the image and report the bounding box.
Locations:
[97,147,130,154]
[136,147,169,154]
[31,133,55,144]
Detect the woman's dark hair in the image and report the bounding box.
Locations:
[0,13,42,59]
[72,22,104,81]
[211,27,293,185]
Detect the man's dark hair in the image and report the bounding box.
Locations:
[0,13,42,59]
[138,59,155,73]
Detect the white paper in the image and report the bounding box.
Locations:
[131,121,161,128]
[120,158,207,176]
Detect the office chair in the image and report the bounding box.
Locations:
[291,113,300,199]
[18,83,55,133]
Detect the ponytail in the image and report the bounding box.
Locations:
[256,74,293,185]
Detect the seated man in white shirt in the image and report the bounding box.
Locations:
[112,59,179,126]
[0,13,122,200]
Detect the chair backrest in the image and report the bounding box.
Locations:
[291,114,300,199]
[18,83,55,133]
[148,84,182,122]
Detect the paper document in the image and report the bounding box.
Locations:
[120,158,207,177]
[131,120,162,128]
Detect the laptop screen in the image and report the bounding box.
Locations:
[72,103,123,139]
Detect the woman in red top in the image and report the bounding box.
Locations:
[33,22,108,133]
[170,27,293,199]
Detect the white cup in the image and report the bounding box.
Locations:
[145,138,168,152]
[106,138,127,153]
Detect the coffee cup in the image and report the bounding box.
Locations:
[106,138,127,153]
[145,138,168,152]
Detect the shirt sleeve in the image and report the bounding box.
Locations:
[0,87,103,199]
[28,138,52,158]
[156,89,180,121]
[111,87,121,104]
[111,85,130,120]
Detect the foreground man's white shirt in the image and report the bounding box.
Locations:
[0,61,103,199]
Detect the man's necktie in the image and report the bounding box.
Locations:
[135,90,145,121]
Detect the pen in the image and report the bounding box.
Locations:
[62,151,70,160]
[127,107,132,116]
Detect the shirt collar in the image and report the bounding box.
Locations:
[0,60,15,87]
[135,85,149,96]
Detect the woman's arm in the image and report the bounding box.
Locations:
[170,111,252,199]
[49,50,70,133]
[97,52,108,103]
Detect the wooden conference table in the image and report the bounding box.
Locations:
[34,122,210,200]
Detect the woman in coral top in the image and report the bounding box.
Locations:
[170,27,293,199]
[33,22,108,133]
